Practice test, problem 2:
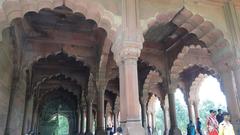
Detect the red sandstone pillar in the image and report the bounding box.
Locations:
[193,101,199,120]
[85,101,93,135]
[95,90,106,135]
[187,99,194,122]
[168,88,182,135]
[112,41,145,135]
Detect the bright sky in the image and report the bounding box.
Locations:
[175,76,227,107]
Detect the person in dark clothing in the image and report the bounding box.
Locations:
[187,120,196,135]
[216,109,224,124]
[196,117,203,135]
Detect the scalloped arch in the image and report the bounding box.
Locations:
[189,73,208,101]
[0,0,117,41]
[143,70,162,93]
[146,8,233,71]
[170,45,216,79]
[146,8,229,49]
[34,73,81,92]
[32,50,90,67]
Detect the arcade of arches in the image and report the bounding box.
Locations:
[0,0,240,135]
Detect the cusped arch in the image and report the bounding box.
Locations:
[0,0,117,41]
[170,45,215,79]
[147,8,228,48]
[34,73,82,96]
[189,73,208,102]
[142,70,162,103]
[31,50,91,72]
[146,8,234,72]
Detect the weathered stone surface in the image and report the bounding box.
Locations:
[0,42,13,135]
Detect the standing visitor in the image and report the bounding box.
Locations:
[219,112,235,135]
[207,110,219,135]
[216,109,224,124]
[196,117,203,135]
[187,120,196,135]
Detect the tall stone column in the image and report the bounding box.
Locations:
[168,88,182,135]
[221,70,240,132]
[85,100,93,135]
[141,91,148,132]
[186,99,194,122]
[22,94,34,134]
[113,112,118,133]
[163,95,170,135]
[95,90,106,135]
[5,69,27,135]
[193,101,199,120]
[80,106,86,135]
[112,41,145,135]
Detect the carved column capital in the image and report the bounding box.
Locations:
[112,29,143,65]
[112,40,142,65]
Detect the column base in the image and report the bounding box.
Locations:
[168,127,182,135]
[95,128,106,135]
[122,121,145,135]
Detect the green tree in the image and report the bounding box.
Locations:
[175,99,188,135]
[56,115,69,135]
[155,107,164,134]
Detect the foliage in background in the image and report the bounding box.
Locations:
[155,99,227,134]
[175,99,188,134]
[199,100,227,133]
[155,107,164,134]
[56,115,69,135]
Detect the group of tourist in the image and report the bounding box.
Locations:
[187,109,235,135]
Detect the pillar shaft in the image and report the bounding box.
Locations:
[95,90,105,134]
[114,113,118,133]
[193,102,199,120]
[115,53,145,135]
[168,93,182,135]
[168,94,177,127]
[86,102,93,133]
[80,107,85,134]
[221,70,240,132]
[187,100,194,121]
[23,95,34,134]
[5,70,27,135]
[162,105,170,135]
[141,102,147,128]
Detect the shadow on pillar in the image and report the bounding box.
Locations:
[169,127,182,135]
[95,128,106,135]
